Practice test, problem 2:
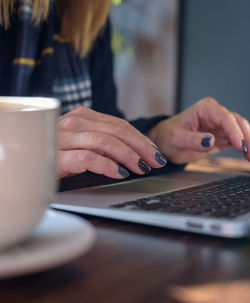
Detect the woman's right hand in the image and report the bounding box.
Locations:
[57,106,167,179]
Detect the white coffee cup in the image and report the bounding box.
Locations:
[0,97,60,249]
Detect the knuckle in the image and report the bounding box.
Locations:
[219,104,228,113]
[170,128,180,144]
[78,150,93,163]
[60,115,76,129]
[102,157,112,170]
[116,125,128,136]
[74,105,88,115]
[216,106,233,121]
[92,132,109,146]
[223,111,234,121]
[77,105,86,112]
[61,150,76,163]
[232,111,238,117]
[203,97,218,105]
[197,97,218,109]
[126,149,137,163]
[58,130,69,146]
[233,112,249,127]
[115,120,130,135]
[68,150,80,162]
[240,117,249,128]
[120,119,130,127]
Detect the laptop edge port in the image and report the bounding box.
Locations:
[186,221,203,229]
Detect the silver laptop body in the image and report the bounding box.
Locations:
[52,171,250,238]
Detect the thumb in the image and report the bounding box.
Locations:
[173,129,215,152]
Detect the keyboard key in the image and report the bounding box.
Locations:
[110,176,250,219]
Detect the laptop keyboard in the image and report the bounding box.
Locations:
[111,176,250,219]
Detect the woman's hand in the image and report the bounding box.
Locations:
[147,98,250,164]
[57,106,167,178]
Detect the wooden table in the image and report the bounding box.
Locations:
[1,158,250,303]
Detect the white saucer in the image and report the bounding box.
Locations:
[0,210,96,279]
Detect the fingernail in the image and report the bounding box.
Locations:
[151,143,160,151]
[138,159,151,174]
[242,139,248,153]
[118,165,130,178]
[155,151,167,166]
[151,144,167,166]
[201,136,212,148]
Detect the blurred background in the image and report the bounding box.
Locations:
[111,0,179,119]
[111,0,250,158]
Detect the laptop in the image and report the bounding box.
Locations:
[52,1,250,238]
[52,171,250,238]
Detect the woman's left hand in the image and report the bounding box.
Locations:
[147,97,250,164]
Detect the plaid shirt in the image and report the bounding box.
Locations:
[0,0,168,135]
[0,0,92,114]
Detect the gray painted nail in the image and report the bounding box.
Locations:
[118,165,130,178]
[201,136,212,148]
[155,151,167,166]
[242,139,248,153]
[138,159,151,174]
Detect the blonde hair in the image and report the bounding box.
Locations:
[0,0,111,56]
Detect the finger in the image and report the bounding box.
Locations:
[232,112,250,160]
[60,106,153,144]
[59,130,152,175]
[170,128,216,152]
[61,106,122,124]
[58,115,167,169]
[198,100,245,152]
[60,106,147,139]
[57,150,130,179]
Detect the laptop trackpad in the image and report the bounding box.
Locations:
[99,177,196,193]
[53,177,199,209]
